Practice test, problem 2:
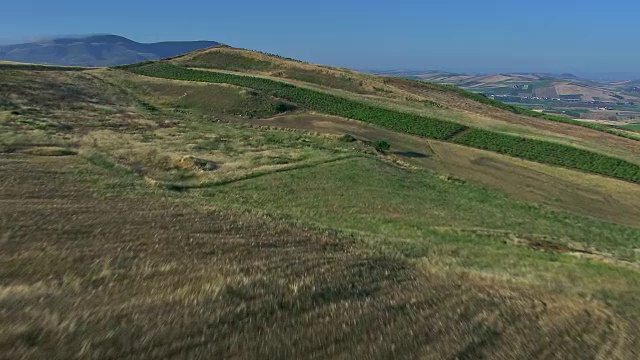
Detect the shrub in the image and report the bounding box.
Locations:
[374,140,391,152]
[340,134,357,142]
[274,102,295,113]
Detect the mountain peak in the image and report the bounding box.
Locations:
[33,34,136,46]
[0,35,220,66]
[78,34,136,44]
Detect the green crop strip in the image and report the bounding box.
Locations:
[0,64,88,71]
[452,129,640,182]
[124,62,465,140]
[125,62,640,184]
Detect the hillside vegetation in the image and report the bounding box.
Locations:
[175,47,640,141]
[127,62,640,183]
[2,51,640,358]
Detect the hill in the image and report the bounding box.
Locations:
[2,49,640,358]
[0,35,220,66]
[172,47,640,159]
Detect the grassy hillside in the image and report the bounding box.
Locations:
[126,62,640,184]
[175,47,640,142]
[0,63,89,71]
[2,58,640,358]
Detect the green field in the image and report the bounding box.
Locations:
[620,123,640,133]
[205,157,640,256]
[199,157,640,314]
[453,128,640,182]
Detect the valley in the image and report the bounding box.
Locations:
[375,70,640,134]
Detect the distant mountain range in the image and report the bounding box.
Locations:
[0,35,220,66]
[370,70,640,103]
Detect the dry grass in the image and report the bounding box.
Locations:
[554,83,619,101]
[1,155,638,359]
[1,69,355,190]
[2,66,640,358]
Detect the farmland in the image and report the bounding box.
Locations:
[126,62,466,140]
[387,70,640,127]
[430,82,640,140]
[620,123,640,133]
[452,128,640,182]
[127,62,640,183]
[225,112,640,227]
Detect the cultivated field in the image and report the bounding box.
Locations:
[125,63,640,183]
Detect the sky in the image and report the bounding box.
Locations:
[1,0,639,79]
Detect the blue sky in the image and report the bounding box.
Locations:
[1,0,638,78]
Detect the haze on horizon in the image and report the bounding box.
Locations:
[1,0,638,80]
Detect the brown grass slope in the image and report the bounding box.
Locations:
[2,155,638,359]
[172,47,640,164]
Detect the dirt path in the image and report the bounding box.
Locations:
[231,113,640,228]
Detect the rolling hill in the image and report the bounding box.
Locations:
[373,70,640,126]
[0,34,220,66]
[377,71,631,101]
[2,46,640,358]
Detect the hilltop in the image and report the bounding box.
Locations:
[172,47,640,155]
[2,47,640,358]
[0,35,220,66]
